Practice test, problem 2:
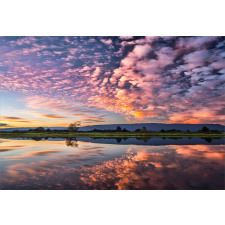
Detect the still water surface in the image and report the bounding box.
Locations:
[0,137,224,190]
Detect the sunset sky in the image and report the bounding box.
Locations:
[0,36,225,128]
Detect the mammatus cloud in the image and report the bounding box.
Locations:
[0,36,224,125]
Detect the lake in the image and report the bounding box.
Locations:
[0,137,224,190]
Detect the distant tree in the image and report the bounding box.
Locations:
[116,126,122,132]
[210,129,221,134]
[122,128,128,132]
[137,127,149,133]
[36,127,45,132]
[13,130,20,133]
[46,128,51,132]
[201,126,209,133]
[68,122,81,132]
[167,129,177,133]
[186,129,190,133]
[135,129,141,132]
[160,129,165,132]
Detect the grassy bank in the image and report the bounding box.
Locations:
[0,131,224,139]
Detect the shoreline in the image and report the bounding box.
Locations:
[0,132,224,139]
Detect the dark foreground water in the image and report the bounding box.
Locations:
[0,137,224,190]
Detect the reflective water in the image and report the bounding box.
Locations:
[0,137,224,190]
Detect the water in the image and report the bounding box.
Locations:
[0,137,224,190]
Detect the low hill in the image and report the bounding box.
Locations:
[79,123,225,132]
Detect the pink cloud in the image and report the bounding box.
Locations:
[1,36,224,125]
[101,38,113,45]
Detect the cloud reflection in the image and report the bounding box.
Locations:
[0,138,224,190]
[80,145,225,190]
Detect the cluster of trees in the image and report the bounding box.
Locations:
[134,127,151,132]
[89,126,222,133]
[11,127,51,133]
[27,127,68,132]
[90,126,128,132]
[197,126,222,133]
[159,126,221,133]
[29,127,45,132]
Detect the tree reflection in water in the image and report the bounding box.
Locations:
[65,138,79,148]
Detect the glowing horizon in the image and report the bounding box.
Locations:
[0,36,225,128]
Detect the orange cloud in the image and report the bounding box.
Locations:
[40,114,66,119]
[0,116,33,123]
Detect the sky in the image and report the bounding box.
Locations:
[0,36,225,128]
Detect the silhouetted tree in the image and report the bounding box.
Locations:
[68,122,81,132]
[201,126,209,133]
[36,127,44,132]
[116,126,122,132]
[122,128,128,132]
[160,129,165,132]
[138,127,150,133]
[167,129,177,133]
[210,129,221,133]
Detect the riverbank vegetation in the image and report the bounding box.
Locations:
[0,125,224,139]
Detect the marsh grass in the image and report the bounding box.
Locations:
[0,131,224,138]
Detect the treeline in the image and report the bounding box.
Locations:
[6,125,223,133]
[10,127,69,133]
[87,126,222,133]
[79,126,222,133]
